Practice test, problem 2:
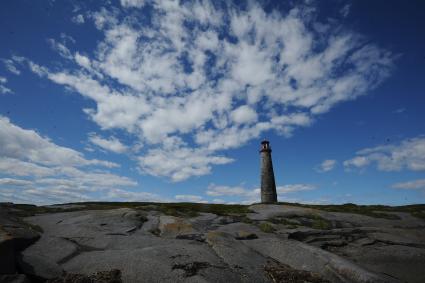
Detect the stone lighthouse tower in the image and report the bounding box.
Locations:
[260,140,277,203]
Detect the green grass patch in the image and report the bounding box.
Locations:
[7,201,425,222]
[308,215,332,230]
[27,223,43,233]
[291,214,332,230]
[276,202,424,220]
[268,214,331,230]
[3,202,253,218]
[411,210,425,221]
[151,203,252,217]
[268,216,299,226]
[259,222,276,233]
[226,214,255,224]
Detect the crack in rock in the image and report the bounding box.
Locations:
[264,260,330,283]
[172,261,215,277]
[57,237,103,265]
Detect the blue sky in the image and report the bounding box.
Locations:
[0,0,424,205]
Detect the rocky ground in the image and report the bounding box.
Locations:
[1,202,424,283]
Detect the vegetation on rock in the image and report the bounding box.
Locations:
[278,202,425,221]
[259,222,276,233]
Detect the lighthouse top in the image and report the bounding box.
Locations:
[260,139,271,152]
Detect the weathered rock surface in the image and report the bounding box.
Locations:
[242,237,399,283]
[18,253,64,280]
[248,204,320,220]
[21,236,78,264]
[0,205,40,274]
[0,274,31,283]
[158,215,196,237]
[264,261,329,283]
[1,203,424,282]
[62,242,240,282]
[206,231,271,282]
[46,269,122,283]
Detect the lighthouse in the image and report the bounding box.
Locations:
[260,140,277,203]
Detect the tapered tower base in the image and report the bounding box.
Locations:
[260,140,277,203]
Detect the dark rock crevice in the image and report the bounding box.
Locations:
[264,260,330,283]
[1,207,41,276]
[57,237,103,265]
[289,228,425,251]
[361,238,425,249]
[171,261,212,277]
[46,269,122,283]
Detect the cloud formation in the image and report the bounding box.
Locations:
[344,137,425,172]
[392,179,425,191]
[2,58,21,75]
[20,0,394,181]
[88,133,129,154]
[0,116,144,204]
[0,76,12,94]
[206,183,316,204]
[0,116,116,168]
[71,14,85,24]
[277,184,316,194]
[316,159,337,172]
[175,194,206,203]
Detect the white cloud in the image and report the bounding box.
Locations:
[88,133,129,153]
[316,159,337,172]
[0,178,32,186]
[71,14,85,24]
[2,59,21,75]
[47,38,73,59]
[344,156,370,169]
[60,33,76,44]
[231,105,258,124]
[230,42,273,86]
[24,1,395,181]
[0,117,140,204]
[46,72,150,132]
[0,157,54,177]
[175,194,205,203]
[206,183,316,204]
[0,85,12,94]
[105,188,166,202]
[120,0,146,8]
[74,52,91,69]
[0,116,117,168]
[277,184,316,194]
[340,4,351,18]
[393,108,406,114]
[392,179,425,190]
[344,137,425,172]
[138,142,233,182]
[1,181,160,205]
[206,184,248,197]
[28,61,48,76]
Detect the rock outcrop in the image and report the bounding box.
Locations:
[1,202,424,282]
[0,204,40,277]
